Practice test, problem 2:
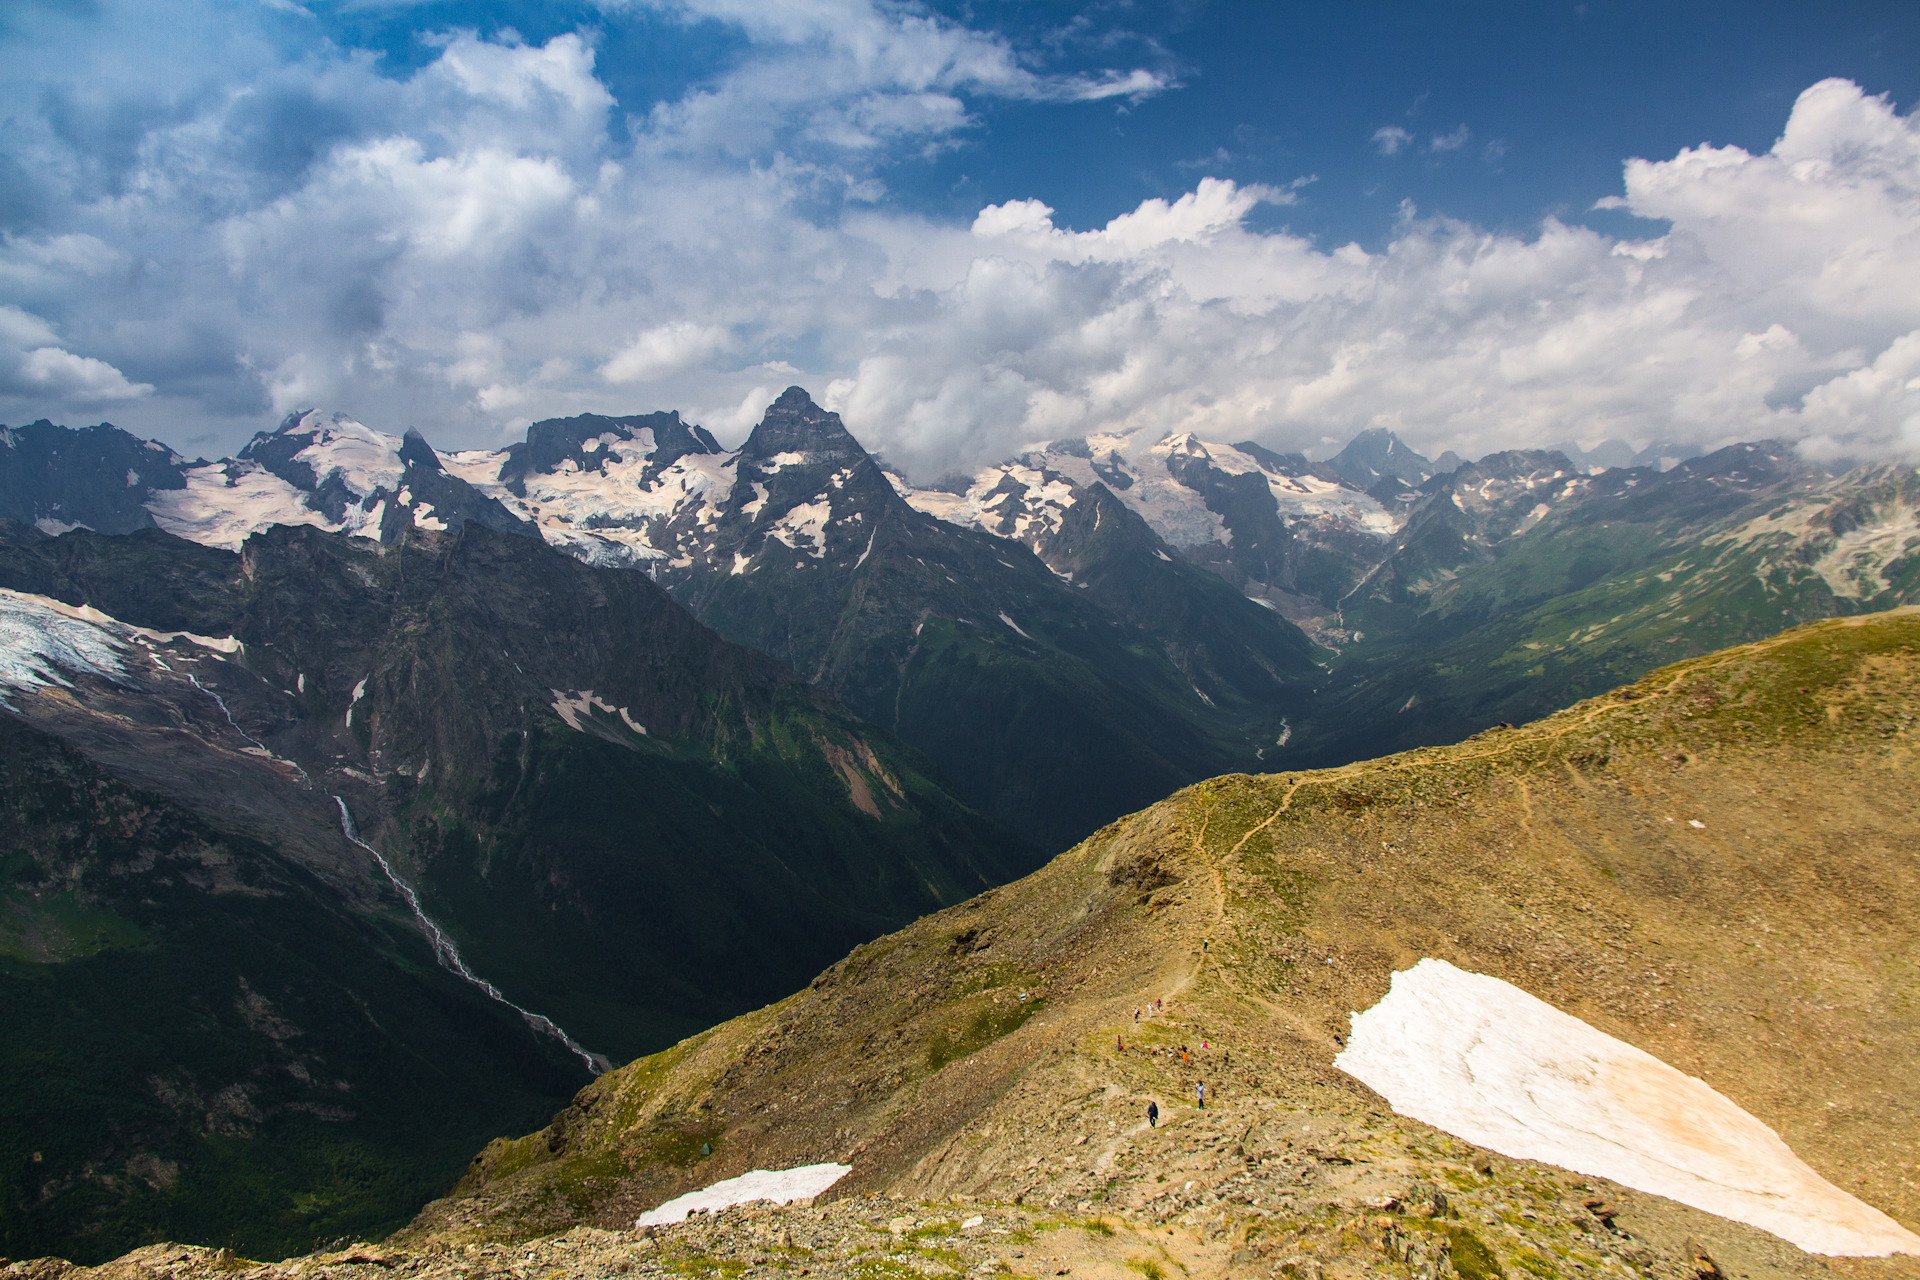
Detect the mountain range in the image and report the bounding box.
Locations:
[3,391,1918,1266]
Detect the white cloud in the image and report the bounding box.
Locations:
[820,79,1920,473]
[2,4,1917,477]
[1372,125,1412,156]
[603,322,734,383]
[1430,124,1471,153]
[0,306,152,404]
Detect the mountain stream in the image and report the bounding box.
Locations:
[185,671,607,1074]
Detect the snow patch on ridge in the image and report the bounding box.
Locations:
[636,1163,851,1227]
[1336,958,1920,1257]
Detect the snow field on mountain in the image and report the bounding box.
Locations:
[1337,958,1920,1257]
[146,462,343,550]
[634,1163,852,1227]
[282,413,406,496]
[445,440,733,565]
[145,412,415,549]
[0,589,129,699]
[891,429,1398,555]
[0,590,252,705]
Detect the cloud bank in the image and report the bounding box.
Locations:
[1,0,1916,472]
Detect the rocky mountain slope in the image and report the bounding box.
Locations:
[443,389,1324,851]
[21,606,1917,1280]
[1292,444,1920,764]
[892,429,1399,615]
[0,518,1033,1262]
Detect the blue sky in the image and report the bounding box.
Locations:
[3,0,1919,470]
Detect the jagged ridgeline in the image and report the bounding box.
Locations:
[0,519,1036,1263]
[398,610,1919,1280]
[9,399,1920,849]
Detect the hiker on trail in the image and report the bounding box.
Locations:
[1181,1045,1189,1063]
[1134,1008,1140,1022]
[1147,1101,1159,1128]
[1117,1035,1124,1052]
[1196,1082,1206,1109]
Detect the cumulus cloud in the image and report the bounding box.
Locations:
[1429,124,1471,152]
[824,79,1920,473]
[1,0,1917,477]
[603,323,735,384]
[0,306,151,404]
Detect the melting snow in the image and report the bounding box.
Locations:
[768,500,833,558]
[550,689,645,736]
[997,612,1031,639]
[635,1163,851,1227]
[1337,959,1920,1257]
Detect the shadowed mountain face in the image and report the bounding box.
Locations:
[0,420,188,534]
[0,518,1034,1262]
[0,395,1332,853]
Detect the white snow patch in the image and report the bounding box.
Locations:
[283,412,405,496]
[635,1163,851,1227]
[1336,959,1920,1257]
[548,689,646,737]
[445,439,732,567]
[893,429,1396,554]
[768,500,833,558]
[997,612,1031,639]
[550,689,616,733]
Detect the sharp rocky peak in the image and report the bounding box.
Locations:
[740,387,868,465]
